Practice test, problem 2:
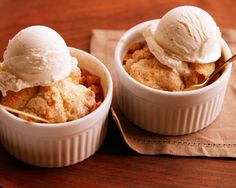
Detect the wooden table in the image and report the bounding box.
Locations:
[0,0,236,187]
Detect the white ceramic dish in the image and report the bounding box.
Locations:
[114,19,232,135]
[0,48,113,167]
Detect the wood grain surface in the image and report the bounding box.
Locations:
[0,0,236,187]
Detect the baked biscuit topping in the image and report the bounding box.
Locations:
[123,42,216,91]
[0,68,103,123]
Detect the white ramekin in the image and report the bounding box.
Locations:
[0,48,113,167]
[114,19,232,135]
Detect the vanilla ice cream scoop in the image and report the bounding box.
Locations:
[0,26,77,96]
[143,6,222,74]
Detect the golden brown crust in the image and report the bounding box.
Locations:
[126,58,185,91]
[123,42,218,91]
[0,87,39,109]
[19,85,67,123]
[1,68,104,123]
[123,43,184,91]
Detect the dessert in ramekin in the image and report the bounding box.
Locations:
[0,26,113,167]
[114,6,232,135]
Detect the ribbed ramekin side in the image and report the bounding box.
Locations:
[117,82,227,135]
[0,115,108,167]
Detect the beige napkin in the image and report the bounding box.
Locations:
[91,29,236,157]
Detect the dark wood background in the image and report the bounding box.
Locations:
[0,0,236,187]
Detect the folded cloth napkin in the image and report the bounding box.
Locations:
[91,29,236,157]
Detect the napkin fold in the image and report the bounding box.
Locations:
[91,29,236,157]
